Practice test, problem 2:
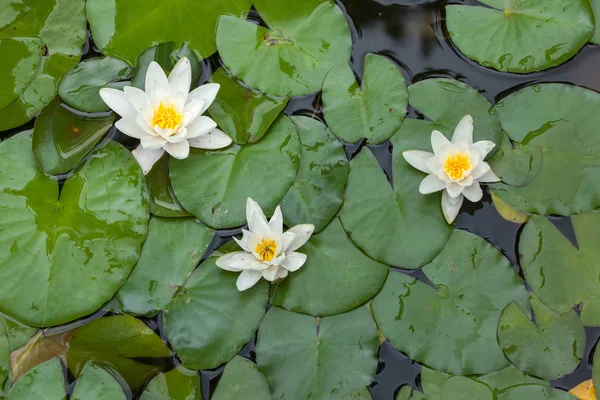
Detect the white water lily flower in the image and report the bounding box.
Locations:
[216,198,315,291]
[402,115,501,224]
[99,57,232,173]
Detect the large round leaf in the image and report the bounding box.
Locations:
[163,258,268,370]
[272,218,388,316]
[256,306,378,400]
[208,67,289,145]
[372,230,529,375]
[498,295,585,380]
[280,116,348,233]
[86,0,251,65]
[445,0,594,73]
[67,315,171,391]
[113,217,214,317]
[5,358,65,400]
[71,362,126,400]
[32,97,115,175]
[0,37,42,110]
[146,155,191,218]
[216,0,352,96]
[58,57,132,113]
[0,133,148,327]
[139,366,200,400]
[519,211,600,326]
[491,84,600,216]
[0,0,86,130]
[170,115,301,229]
[322,53,407,145]
[213,356,272,400]
[339,121,452,269]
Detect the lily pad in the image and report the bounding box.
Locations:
[322,53,408,144]
[213,356,272,400]
[338,388,372,399]
[372,229,529,375]
[58,57,132,113]
[491,193,530,224]
[67,315,171,391]
[339,120,452,269]
[139,366,200,400]
[497,295,585,380]
[408,78,503,148]
[0,0,87,130]
[519,211,600,326]
[86,0,250,65]
[488,133,542,187]
[271,218,389,316]
[491,84,600,216]
[146,155,191,218]
[0,133,148,327]
[0,0,29,30]
[592,0,600,44]
[32,97,115,175]
[5,358,65,400]
[0,324,8,390]
[163,258,268,370]
[0,37,42,110]
[9,330,71,383]
[594,346,600,398]
[396,387,425,400]
[497,386,576,400]
[71,362,126,400]
[0,317,36,390]
[280,116,348,233]
[216,0,352,96]
[445,0,594,73]
[113,217,214,317]
[256,306,378,400]
[208,67,289,145]
[132,43,201,90]
[170,115,301,229]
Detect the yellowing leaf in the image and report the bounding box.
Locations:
[491,193,530,224]
[569,379,596,400]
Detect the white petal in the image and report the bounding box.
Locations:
[262,266,279,282]
[168,57,192,98]
[457,175,474,187]
[132,145,164,175]
[233,230,253,252]
[187,83,220,113]
[182,98,207,122]
[165,128,188,143]
[163,140,190,159]
[216,251,256,271]
[445,181,464,198]
[451,115,474,146]
[141,135,167,149]
[431,130,452,156]
[442,191,463,224]
[471,162,491,180]
[188,129,232,149]
[282,252,307,272]
[268,206,283,235]
[462,181,483,202]
[185,116,218,139]
[427,157,443,175]
[419,174,446,194]
[99,88,136,118]
[236,270,263,291]
[470,140,496,160]
[276,267,289,280]
[155,127,174,139]
[123,86,152,119]
[478,168,501,183]
[284,224,314,252]
[246,198,271,236]
[402,150,434,174]
[145,61,169,95]
[115,116,152,139]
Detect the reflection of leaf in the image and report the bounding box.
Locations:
[569,380,596,400]
[212,356,271,400]
[5,358,66,400]
[10,330,71,382]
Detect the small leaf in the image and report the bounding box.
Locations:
[569,380,596,400]
[212,356,271,400]
[71,362,126,400]
[491,193,530,224]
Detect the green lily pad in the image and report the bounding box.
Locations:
[408,78,503,148]
[163,258,268,370]
[58,57,132,113]
[396,387,425,400]
[146,155,191,218]
[0,0,29,30]
[139,366,200,400]
[213,356,272,400]
[497,386,576,400]
[592,0,600,44]
[339,121,452,269]
[208,67,289,145]
[280,116,348,233]
[519,211,600,326]
[0,317,36,391]
[32,97,115,175]
[67,315,171,391]
[0,37,42,110]
[594,345,600,398]
[0,324,8,391]
[271,218,389,316]
[0,133,148,327]
[170,115,301,229]
[445,0,594,73]
[322,53,407,145]
[372,229,529,375]
[71,362,126,400]
[256,306,378,400]
[338,388,372,399]
[0,0,87,130]
[488,134,542,187]
[216,0,352,96]
[475,365,546,391]
[132,43,201,90]
[5,358,65,400]
[113,217,214,317]
[491,84,600,216]
[86,0,250,65]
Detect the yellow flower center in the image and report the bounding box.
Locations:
[444,152,471,180]
[151,102,183,132]
[255,239,277,262]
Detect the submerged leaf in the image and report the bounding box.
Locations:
[10,330,70,382]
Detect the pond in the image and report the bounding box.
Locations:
[1,0,600,399]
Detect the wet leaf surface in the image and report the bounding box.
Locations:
[0,37,42,110]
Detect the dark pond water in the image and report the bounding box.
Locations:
[2,0,600,399]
